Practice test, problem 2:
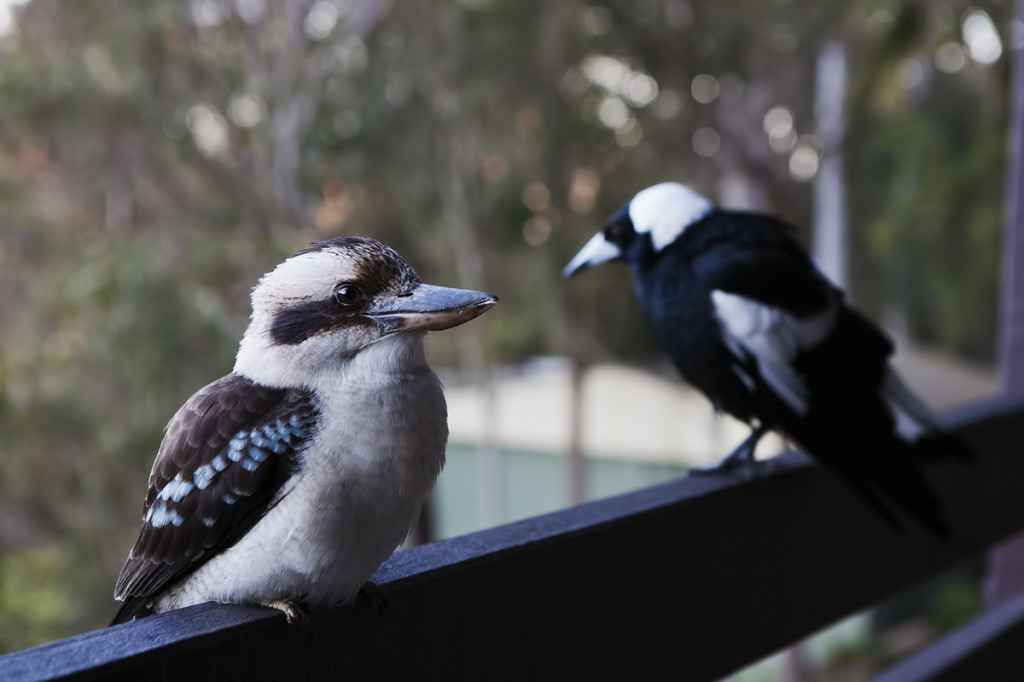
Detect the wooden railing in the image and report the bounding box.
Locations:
[2,391,1024,681]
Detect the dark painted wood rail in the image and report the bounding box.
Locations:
[1,391,1024,681]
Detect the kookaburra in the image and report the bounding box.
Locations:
[112,236,496,623]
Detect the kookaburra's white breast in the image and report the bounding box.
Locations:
[154,334,447,611]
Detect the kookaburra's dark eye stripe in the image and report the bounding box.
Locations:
[269,299,367,345]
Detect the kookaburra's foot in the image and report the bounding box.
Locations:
[689,426,767,477]
[358,581,388,615]
[260,599,306,624]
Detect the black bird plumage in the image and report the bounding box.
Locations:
[564,182,972,535]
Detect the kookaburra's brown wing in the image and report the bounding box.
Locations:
[112,374,317,624]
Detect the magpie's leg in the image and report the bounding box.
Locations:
[690,425,767,476]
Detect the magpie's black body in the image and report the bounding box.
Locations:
[565,182,972,535]
[627,211,799,422]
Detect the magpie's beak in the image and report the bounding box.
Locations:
[367,284,497,334]
[563,232,623,278]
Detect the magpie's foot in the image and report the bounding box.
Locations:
[689,454,785,479]
[689,456,758,477]
[689,426,768,478]
[261,599,306,624]
[358,581,388,616]
[689,443,759,477]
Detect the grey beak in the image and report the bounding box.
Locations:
[367,284,497,334]
[563,232,623,278]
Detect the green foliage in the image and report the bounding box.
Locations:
[850,48,1007,360]
[0,548,83,652]
[928,574,984,632]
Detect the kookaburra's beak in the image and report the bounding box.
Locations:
[562,232,622,278]
[367,284,497,334]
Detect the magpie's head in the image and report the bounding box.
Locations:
[563,182,713,277]
[235,237,496,386]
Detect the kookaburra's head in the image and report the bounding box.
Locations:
[234,236,496,387]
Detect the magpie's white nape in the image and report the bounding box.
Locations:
[565,182,972,536]
[112,236,496,624]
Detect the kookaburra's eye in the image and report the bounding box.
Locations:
[333,283,365,307]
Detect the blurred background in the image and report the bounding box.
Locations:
[0,0,1012,678]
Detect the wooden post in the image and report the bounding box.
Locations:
[813,40,849,291]
[988,0,1024,606]
[999,0,1024,389]
[567,357,586,507]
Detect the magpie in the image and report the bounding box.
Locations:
[564,182,972,535]
[112,237,496,623]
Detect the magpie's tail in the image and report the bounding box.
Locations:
[863,460,951,537]
[790,408,953,537]
[821,444,951,537]
[883,369,976,463]
[913,431,975,463]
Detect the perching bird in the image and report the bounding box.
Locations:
[112,237,496,624]
[564,182,971,535]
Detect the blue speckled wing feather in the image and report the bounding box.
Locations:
[112,373,317,623]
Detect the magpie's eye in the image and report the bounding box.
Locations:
[333,283,365,307]
[606,223,628,244]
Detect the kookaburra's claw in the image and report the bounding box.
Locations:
[261,599,306,624]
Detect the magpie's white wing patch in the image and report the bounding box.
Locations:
[711,290,839,415]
